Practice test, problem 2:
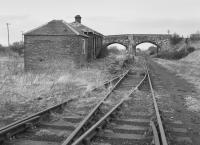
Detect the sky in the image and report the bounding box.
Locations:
[0,0,200,46]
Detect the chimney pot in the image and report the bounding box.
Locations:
[75,15,81,23]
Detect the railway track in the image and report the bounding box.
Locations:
[60,61,168,145]
[0,69,134,145]
[0,60,169,145]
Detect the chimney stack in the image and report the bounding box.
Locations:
[75,15,81,23]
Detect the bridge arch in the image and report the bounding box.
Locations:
[98,42,127,57]
[134,41,161,52]
[135,41,160,55]
[135,41,160,48]
[100,34,171,57]
[105,42,128,49]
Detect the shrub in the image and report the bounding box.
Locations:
[148,46,157,55]
[187,46,195,53]
[156,51,173,59]
[156,49,188,60]
[149,51,155,55]
[10,41,24,56]
[0,45,13,56]
[0,45,6,53]
[0,42,25,56]
[173,49,188,59]
[170,33,183,45]
[107,46,121,55]
[190,31,200,41]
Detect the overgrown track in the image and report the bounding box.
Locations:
[1,61,169,145]
[61,61,169,145]
[0,73,124,145]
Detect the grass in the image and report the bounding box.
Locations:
[154,50,200,112]
[0,52,130,127]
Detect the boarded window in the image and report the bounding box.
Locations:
[82,39,86,54]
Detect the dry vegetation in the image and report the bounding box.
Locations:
[154,49,200,112]
[0,52,132,127]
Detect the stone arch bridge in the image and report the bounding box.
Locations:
[103,34,171,55]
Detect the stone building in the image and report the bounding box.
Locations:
[24,15,103,71]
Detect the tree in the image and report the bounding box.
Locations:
[108,46,122,55]
[10,41,24,56]
[170,33,183,45]
[190,31,200,41]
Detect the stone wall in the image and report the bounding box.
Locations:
[24,35,88,71]
[103,35,129,48]
[132,34,171,50]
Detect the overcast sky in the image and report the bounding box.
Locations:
[0,0,200,46]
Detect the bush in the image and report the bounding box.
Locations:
[148,46,157,55]
[170,33,183,45]
[156,51,172,59]
[173,49,188,59]
[149,51,156,55]
[0,45,6,53]
[190,31,200,41]
[107,46,122,55]
[10,41,24,56]
[187,46,195,53]
[0,45,13,56]
[156,49,188,60]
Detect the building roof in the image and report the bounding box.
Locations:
[24,20,87,37]
[24,19,103,37]
[69,21,104,37]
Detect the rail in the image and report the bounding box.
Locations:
[0,70,126,144]
[145,62,168,145]
[0,98,73,143]
[63,60,168,145]
[63,70,147,145]
[62,69,130,145]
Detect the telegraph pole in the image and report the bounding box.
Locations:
[6,23,10,46]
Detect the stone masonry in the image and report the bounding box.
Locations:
[103,34,171,55]
[24,35,88,71]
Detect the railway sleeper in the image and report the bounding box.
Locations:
[0,116,40,142]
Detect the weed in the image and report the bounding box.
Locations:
[0,55,122,127]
